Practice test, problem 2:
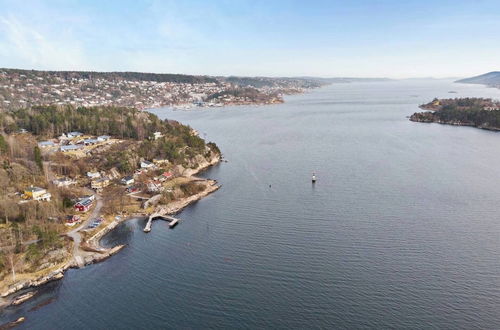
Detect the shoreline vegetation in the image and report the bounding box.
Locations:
[410,97,500,131]
[0,104,222,312]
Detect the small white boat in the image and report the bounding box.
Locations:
[312,173,316,183]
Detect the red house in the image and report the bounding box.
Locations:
[74,198,93,212]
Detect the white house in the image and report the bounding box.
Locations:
[83,138,99,145]
[97,135,111,142]
[87,171,101,179]
[120,175,135,186]
[152,132,163,140]
[60,145,83,152]
[52,177,76,187]
[67,131,83,138]
[147,181,162,192]
[140,160,155,169]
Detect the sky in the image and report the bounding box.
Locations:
[0,0,499,78]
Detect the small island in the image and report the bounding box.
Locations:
[410,97,500,131]
[0,105,221,304]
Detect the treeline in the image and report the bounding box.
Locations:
[1,68,218,84]
[0,105,191,140]
[420,97,495,110]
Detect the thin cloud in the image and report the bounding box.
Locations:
[0,14,87,70]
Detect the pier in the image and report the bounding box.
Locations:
[144,208,181,232]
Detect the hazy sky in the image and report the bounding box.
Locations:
[0,0,498,78]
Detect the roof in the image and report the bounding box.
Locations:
[75,198,92,207]
[142,160,153,165]
[53,177,72,183]
[60,145,83,151]
[25,186,45,192]
[93,177,109,183]
[98,135,111,139]
[38,141,55,146]
[122,175,134,181]
[68,131,83,136]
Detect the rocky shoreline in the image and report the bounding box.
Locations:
[0,154,221,308]
[409,114,500,131]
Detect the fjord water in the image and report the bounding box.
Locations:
[4,80,500,329]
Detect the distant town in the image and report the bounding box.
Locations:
[0,69,324,111]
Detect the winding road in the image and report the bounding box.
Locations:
[66,192,103,267]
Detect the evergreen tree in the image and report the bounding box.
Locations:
[34,146,43,171]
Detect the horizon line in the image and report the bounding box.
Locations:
[0,66,476,81]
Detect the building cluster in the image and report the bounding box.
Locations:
[38,131,113,156]
[0,70,303,111]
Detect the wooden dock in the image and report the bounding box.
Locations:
[144,209,181,232]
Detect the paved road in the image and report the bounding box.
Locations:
[66,192,103,266]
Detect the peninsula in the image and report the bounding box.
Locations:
[410,97,500,131]
[0,105,221,305]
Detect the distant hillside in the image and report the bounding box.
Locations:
[456,72,500,85]
[0,68,217,84]
[299,77,392,84]
[221,76,324,89]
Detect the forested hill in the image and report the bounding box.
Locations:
[0,68,217,84]
[455,71,500,86]
[0,105,199,142]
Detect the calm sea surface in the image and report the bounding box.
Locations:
[3,80,500,329]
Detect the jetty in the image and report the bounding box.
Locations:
[144,208,181,232]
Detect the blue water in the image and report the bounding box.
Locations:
[3,80,500,329]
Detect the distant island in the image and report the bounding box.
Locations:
[0,68,326,111]
[410,97,500,131]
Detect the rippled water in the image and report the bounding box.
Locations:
[3,80,500,329]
